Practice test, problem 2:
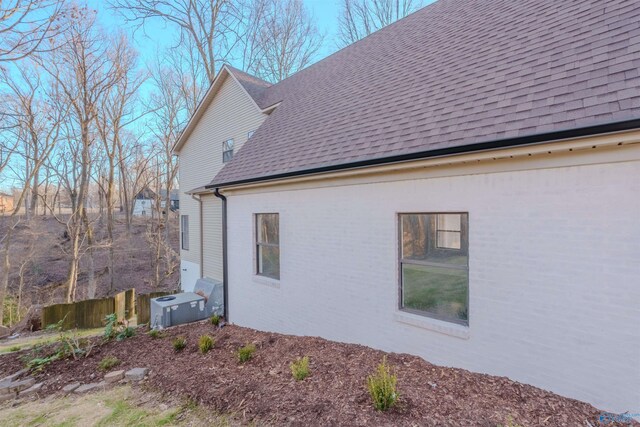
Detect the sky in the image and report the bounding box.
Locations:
[88,0,344,72]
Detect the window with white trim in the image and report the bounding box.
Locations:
[399,213,469,325]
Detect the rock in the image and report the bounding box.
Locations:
[125,368,149,382]
[104,370,125,384]
[74,382,106,394]
[62,383,80,394]
[0,369,29,385]
[7,378,35,393]
[19,383,43,397]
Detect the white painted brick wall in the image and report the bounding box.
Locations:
[226,157,640,413]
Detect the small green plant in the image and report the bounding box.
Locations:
[210,314,221,326]
[8,345,21,352]
[104,313,118,339]
[366,357,398,411]
[104,313,135,341]
[173,336,187,352]
[236,343,256,363]
[98,355,121,371]
[148,329,165,339]
[116,326,135,341]
[290,356,310,381]
[198,335,215,353]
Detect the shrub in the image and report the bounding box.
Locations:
[148,329,165,339]
[290,356,310,381]
[366,357,398,411]
[173,336,187,352]
[8,345,21,352]
[104,313,135,341]
[210,314,221,326]
[236,343,256,363]
[98,356,121,371]
[198,335,215,353]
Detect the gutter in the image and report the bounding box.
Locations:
[190,194,204,278]
[206,118,640,189]
[213,188,229,321]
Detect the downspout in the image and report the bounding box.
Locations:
[190,194,204,278]
[213,188,228,321]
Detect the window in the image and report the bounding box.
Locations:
[399,213,468,325]
[256,213,279,279]
[222,139,234,163]
[181,215,189,250]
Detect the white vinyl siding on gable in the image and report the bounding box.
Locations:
[177,74,267,275]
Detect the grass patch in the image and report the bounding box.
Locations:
[236,343,256,363]
[148,329,165,339]
[290,356,310,381]
[98,356,121,371]
[173,336,187,352]
[0,386,231,426]
[210,314,221,326]
[199,335,215,354]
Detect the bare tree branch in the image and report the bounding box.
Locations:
[337,0,421,47]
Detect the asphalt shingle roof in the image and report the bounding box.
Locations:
[212,0,640,187]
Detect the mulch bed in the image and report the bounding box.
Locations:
[0,322,633,426]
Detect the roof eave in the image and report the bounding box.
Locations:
[207,117,640,189]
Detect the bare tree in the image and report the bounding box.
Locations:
[242,0,321,83]
[144,65,183,287]
[36,7,120,301]
[0,73,63,326]
[0,0,66,62]
[95,33,146,292]
[337,0,421,47]
[108,0,245,84]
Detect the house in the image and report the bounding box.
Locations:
[133,188,179,216]
[159,189,180,212]
[0,192,14,214]
[173,0,640,414]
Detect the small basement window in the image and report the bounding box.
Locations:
[223,139,234,163]
[399,213,469,325]
[181,215,189,250]
[256,213,279,280]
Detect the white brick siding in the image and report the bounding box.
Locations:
[225,147,640,413]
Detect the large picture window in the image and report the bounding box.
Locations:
[256,213,279,279]
[399,213,469,325]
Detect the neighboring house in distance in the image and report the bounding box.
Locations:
[133,188,180,216]
[0,192,14,214]
[133,187,156,217]
[174,0,640,414]
[159,189,180,212]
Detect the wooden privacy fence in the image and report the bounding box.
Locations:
[42,289,136,330]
